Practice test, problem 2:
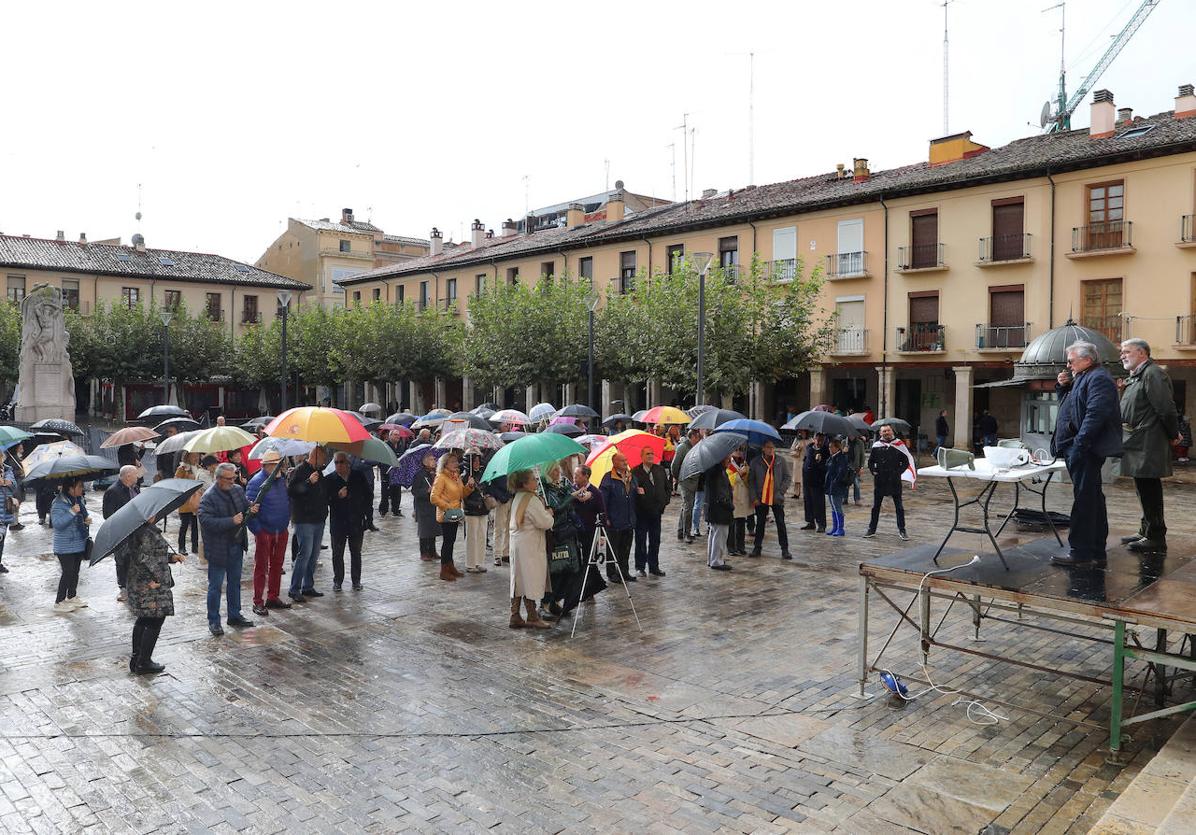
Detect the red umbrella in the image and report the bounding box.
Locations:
[378,424,414,438]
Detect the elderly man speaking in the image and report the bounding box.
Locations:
[1119,338,1180,553]
[1051,341,1123,566]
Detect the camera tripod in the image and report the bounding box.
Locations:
[571,522,643,638]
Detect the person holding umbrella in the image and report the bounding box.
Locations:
[125,518,183,674]
[103,466,140,601]
[51,478,92,611]
[173,452,203,556]
[598,452,637,584]
[631,447,670,577]
[286,447,329,602]
[379,429,408,518]
[670,428,702,543]
[704,457,735,572]
[199,463,257,635]
[0,459,17,572]
[246,450,291,614]
[461,451,490,574]
[411,451,440,562]
[507,469,553,629]
[750,439,794,559]
[326,452,371,591]
[431,452,474,581]
[799,433,829,535]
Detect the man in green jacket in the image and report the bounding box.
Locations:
[1119,339,1180,552]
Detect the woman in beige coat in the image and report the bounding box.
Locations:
[507,469,553,629]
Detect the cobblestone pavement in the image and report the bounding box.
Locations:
[0,470,1192,833]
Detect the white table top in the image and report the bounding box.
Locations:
[917,458,1067,483]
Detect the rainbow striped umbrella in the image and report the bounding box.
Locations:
[265,407,372,444]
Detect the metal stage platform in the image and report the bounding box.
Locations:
[857,534,1196,759]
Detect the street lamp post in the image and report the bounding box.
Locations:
[585,291,600,410]
[159,308,174,404]
[691,252,714,407]
[277,290,292,412]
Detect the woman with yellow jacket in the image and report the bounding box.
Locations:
[430,452,475,582]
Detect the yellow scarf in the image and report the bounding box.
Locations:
[761,455,775,505]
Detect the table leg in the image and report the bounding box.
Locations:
[933,478,962,563]
[855,575,873,699]
[1156,628,1168,707]
[1041,472,1063,547]
[994,481,1019,538]
[972,594,983,642]
[980,482,1010,569]
[920,584,931,664]
[1109,620,1126,761]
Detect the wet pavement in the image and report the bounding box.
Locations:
[0,472,1192,833]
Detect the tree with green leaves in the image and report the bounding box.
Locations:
[0,301,23,391]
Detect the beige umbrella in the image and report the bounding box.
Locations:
[100,426,160,448]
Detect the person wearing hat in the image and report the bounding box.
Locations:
[245,450,292,616]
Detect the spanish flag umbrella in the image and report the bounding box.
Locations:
[639,405,691,426]
[265,406,372,444]
[585,429,667,486]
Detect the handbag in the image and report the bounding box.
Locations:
[83,536,94,563]
[443,507,464,523]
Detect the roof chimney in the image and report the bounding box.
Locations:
[342,208,354,225]
[606,190,625,222]
[524,214,537,235]
[485,229,494,239]
[1176,84,1196,119]
[701,189,717,199]
[1090,89,1116,138]
[566,203,585,229]
[430,227,443,256]
[79,233,87,244]
[1117,107,1133,125]
[501,218,517,238]
[55,230,65,241]
[852,158,870,182]
[470,218,485,248]
[835,163,847,179]
[132,233,146,252]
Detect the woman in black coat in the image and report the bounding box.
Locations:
[410,452,440,561]
[126,521,183,674]
[801,433,829,532]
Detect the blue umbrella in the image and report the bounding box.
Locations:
[713,418,782,447]
[391,443,449,487]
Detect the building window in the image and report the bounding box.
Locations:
[6,276,26,305]
[909,209,940,269]
[578,257,593,283]
[122,287,140,309]
[619,251,636,293]
[984,284,1026,348]
[61,279,80,312]
[506,267,519,286]
[834,297,866,353]
[163,289,181,311]
[397,285,405,304]
[1086,181,1125,248]
[475,273,486,297]
[242,295,259,323]
[419,281,429,309]
[352,290,361,305]
[339,239,351,253]
[372,287,381,302]
[903,291,941,351]
[205,292,221,321]
[666,244,684,274]
[990,198,1025,261]
[446,278,457,307]
[1082,277,1123,343]
[541,261,555,281]
[718,236,739,278]
[771,227,797,281]
[833,218,866,276]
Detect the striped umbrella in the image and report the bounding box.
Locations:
[265,407,372,444]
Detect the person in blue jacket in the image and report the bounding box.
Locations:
[245,450,292,616]
[598,452,637,584]
[50,478,91,612]
[1051,341,1123,565]
[823,437,850,537]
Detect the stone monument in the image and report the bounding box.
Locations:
[15,284,76,423]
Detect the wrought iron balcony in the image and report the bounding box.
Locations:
[976,322,1030,350]
[825,251,868,279]
[831,328,868,354]
[206,307,224,323]
[978,234,1032,263]
[896,323,945,352]
[768,259,797,282]
[1181,215,1195,244]
[1070,220,1133,254]
[240,311,262,324]
[1081,314,1123,344]
[897,242,945,271]
[1176,314,1196,346]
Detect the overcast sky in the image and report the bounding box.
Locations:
[2,0,1191,263]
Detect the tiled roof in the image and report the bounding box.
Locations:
[296,217,383,235]
[339,108,1196,284]
[382,234,431,246]
[0,235,310,290]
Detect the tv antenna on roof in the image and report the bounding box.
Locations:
[942,1,955,136]
[136,183,143,227]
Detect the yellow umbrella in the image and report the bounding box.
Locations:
[265,406,372,444]
[585,429,666,486]
[640,405,691,426]
[181,426,257,454]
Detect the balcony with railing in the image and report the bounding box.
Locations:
[978,233,1032,265]
[768,259,797,282]
[1069,221,1134,257]
[318,246,373,261]
[1176,314,1196,347]
[825,251,868,279]
[205,307,225,323]
[718,263,740,283]
[1081,314,1123,344]
[240,311,262,325]
[976,322,1030,351]
[830,328,868,355]
[896,323,945,353]
[1180,215,1196,247]
[896,242,946,272]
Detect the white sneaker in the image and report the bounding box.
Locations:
[116,590,127,602]
[53,601,73,614]
[70,597,88,608]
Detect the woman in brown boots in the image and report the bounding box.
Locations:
[430,453,474,581]
[507,469,553,629]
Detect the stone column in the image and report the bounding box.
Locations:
[563,383,576,404]
[525,385,536,412]
[434,377,446,409]
[647,379,662,408]
[462,376,474,411]
[721,392,734,409]
[809,366,828,410]
[601,380,616,417]
[875,365,896,417]
[952,365,974,450]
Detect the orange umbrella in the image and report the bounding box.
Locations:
[265,407,372,444]
[639,405,691,426]
[586,429,667,485]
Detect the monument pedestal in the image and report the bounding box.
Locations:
[16,363,74,423]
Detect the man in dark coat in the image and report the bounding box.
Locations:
[199,462,256,635]
[978,410,999,446]
[378,429,408,517]
[1118,338,1180,552]
[104,465,140,601]
[799,434,828,534]
[671,428,702,542]
[598,453,638,584]
[326,453,371,591]
[286,447,329,601]
[1051,341,1123,565]
[751,440,794,558]
[632,447,671,577]
[864,426,913,540]
[704,459,735,571]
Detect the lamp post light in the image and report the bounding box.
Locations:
[159,308,174,404]
[585,291,600,410]
[691,252,714,407]
[277,289,293,412]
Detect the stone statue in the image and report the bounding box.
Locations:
[15,284,76,423]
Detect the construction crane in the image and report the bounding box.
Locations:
[1041,0,1161,133]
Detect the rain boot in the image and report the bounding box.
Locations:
[134,621,165,674]
[825,511,838,536]
[509,597,525,629]
[439,564,457,581]
[524,598,551,629]
[833,512,846,537]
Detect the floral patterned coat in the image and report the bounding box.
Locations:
[125,525,175,617]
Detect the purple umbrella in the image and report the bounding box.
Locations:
[392,443,449,487]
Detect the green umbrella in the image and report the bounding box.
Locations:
[0,426,34,450]
[481,433,585,483]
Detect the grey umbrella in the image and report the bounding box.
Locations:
[689,408,746,431]
[23,453,118,485]
[783,410,857,437]
[678,432,749,482]
[442,411,492,430]
[545,422,584,437]
[137,405,189,421]
[556,404,599,419]
[154,417,201,434]
[871,417,912,435]
[89,478,204,565]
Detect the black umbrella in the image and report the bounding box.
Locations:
[498,431,527,443]
[241,415,274,430]
[601,414,634,428]
[23,453,118,485]
[345,411,383,429]
[556,404,599,419]
[154,417,201,434]
[385,412,417,426]
[688,408,746,431]
[89,478,204,565]
[28,418,84,436]
[783,410,857,437]
[871,417,912,435]
[678,432,749,482]
[137,405,189,421]
[545,422,584,437]
[442,411,492,430]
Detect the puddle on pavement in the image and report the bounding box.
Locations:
[430,620,492,642]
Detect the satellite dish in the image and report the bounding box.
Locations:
[1040,100,1053,129]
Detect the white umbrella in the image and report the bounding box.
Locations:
[248,436,316,461]
[179,426,257,454]
[529,403,557,423]
[489,409,531,426]
[153,429,203,456]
